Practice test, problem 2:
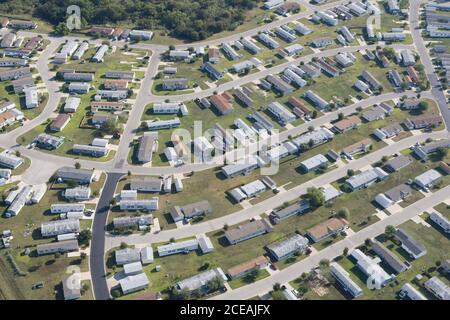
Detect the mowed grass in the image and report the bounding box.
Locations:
[433,203,450,218]
[0,174,104,300]
[141,52,409,167]
[126,98,441,230]
[18,47,148,160]
[332,218,450,300]
[0,248,89,300]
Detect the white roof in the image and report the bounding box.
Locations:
[322,185,341,202]
[414,169,442,187]
[240,180,266,197]
[119,273,149,292]
[198,235,214,253]
[300,154,328,170]
[375,193,394,208]
[140,247,154,264]
[123,261,143,275]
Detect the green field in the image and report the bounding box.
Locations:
[17,47,148,160]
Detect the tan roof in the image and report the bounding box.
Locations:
[210,94,233,115]
[342,138,372,155]
[307,218,348,240]
[227,256,269,278]
[0,110,15,124]
[439,161,450,174]
[333,115,361,131]
[208,48,220,59]
[288,96,310,113]
[104,79,128,89]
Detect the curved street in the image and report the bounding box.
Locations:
[0,0,448,300]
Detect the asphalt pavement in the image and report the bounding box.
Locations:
[90,172,124,300]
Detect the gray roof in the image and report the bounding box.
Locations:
[115,248,141,265]
[330,262,363,298]
[395,228,427,258]
[271,201,310,221]
[384,184,413,202]
[119,273,149,293]
[41,219,80,237]
[56,167,94,182]
[130,177,162,191]
[36,240,79,254]
[385,155,412,171]
[424,277,450,300]
[346,167,388,189]
[266,234,309,260]
[372,240,407,273]
[224,218,273,243]
[176,268,227,292]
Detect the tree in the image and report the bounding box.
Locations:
[381,155,388,163]
[223,224,229,231]
[271,290,286,300]
[347,169,355,177]
[99,119,117,135]
[81,282,90,295]
[319,259,330,271]
[418,101,429,112]
[343,247,349,256]
[385,225,396,238]
[119,242,128,249]
[273,282,282,292]
[337,207,350,219]
[111,288,121,298]
[337,112,344,121]
[110,199,117,206]
[80,252,87,260]
[15,151,21,157]
[306,187,325,208]
[74,162,81,169]
[365,238,373,248]
[54,22,70,36]
[207,276,224,292]
[436,147,449,160]
[78,230,92,246]
[244,269,260,283]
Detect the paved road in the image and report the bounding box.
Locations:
[0,39,414,183]
[211,182,450,300]
[144,43,415,102]
[112,50,159,169]
[105,129,449,250]
[90,172,124,300]
[409,0,450,132]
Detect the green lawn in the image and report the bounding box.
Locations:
[333,218,450,300]
[228,269,270,289]
[0,173,104,300]
[17,47,148,160]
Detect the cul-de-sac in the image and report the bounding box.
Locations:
[0,0,449,301]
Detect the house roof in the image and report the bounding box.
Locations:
[384,184,413,202]
[307,218,348,240]
[225,219,273,243]
[210,94,233,114]
[395,228,427,257]
[333,115,361,131]
[342,138,372,155]
[385,155,412,171]
[227,256,269,278]
[266,234,309,259]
